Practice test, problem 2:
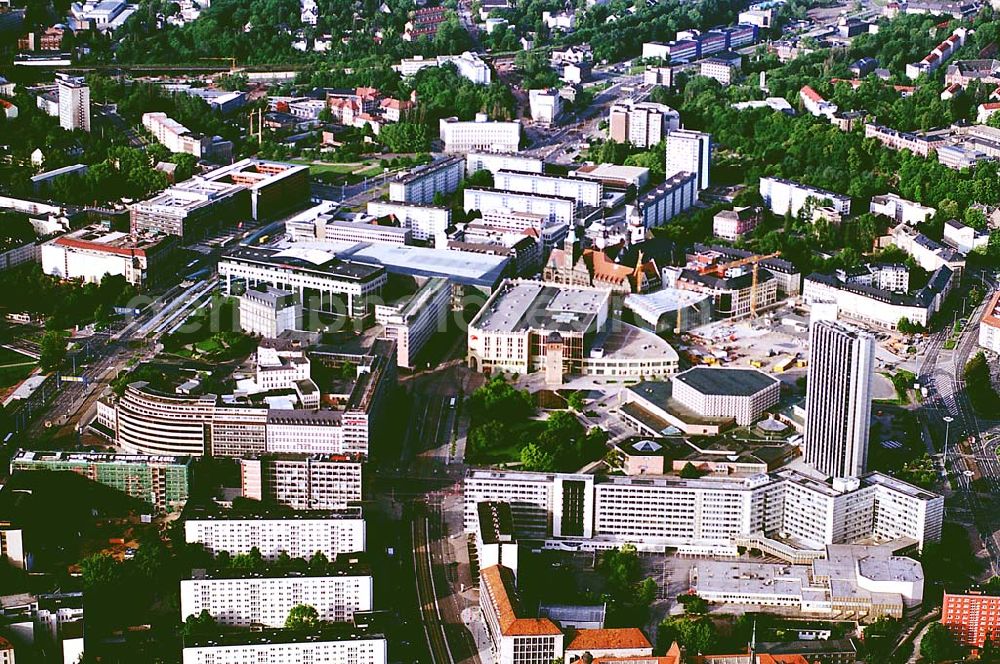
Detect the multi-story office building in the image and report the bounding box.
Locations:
[759,177,852,218]
[219,246,387,319]
[980,291,1000,354]
[200,159,310,221]
[805,321,874,479]
[182,626,387,664]
[665,129,711,190]
[942,590,1000,648]
[672,266,778,318]
[671,367,781,426]
[480,565,564,664]
[464,468,943,554]
[10,450,191,513]
[180,564,373,626]
[374,277,451,369]
[240,454,364,510]
[141,112,231,161]
[466,152,544,177]
[464,188,576,225]
[388,156,464,204]
[130,179,249,242]
[102,341,396,457]
[608,100,679,148]
[493,170,603,208]
[183,508,365,559]
[440,114,521,153]
[56,74,90,132]
[41,224,176,289]
[528,88,562,124]
[238,287,302,338]
[367,201,451,242]
[701,55,740,85]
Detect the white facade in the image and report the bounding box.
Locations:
[180,572,373,626]
[802,274,937,330]
[238,287,302,338]
[759,177,852,218]
[671,367,781,426]
[979,291,1000,354]
[374,277,451,369]
[240,455,364,510]
[142,112,210,157]
[464,468,944,552]
[184,515,365,559]
[943,219,990,254]
[890,223,965,275]
[440,115,521,153]
[494,170,602,208]
[182,632,388,664]
[869,193,935,225]
[466,152,544,176]
[529,89,562,124]
[367,201,451,242]
[395,52,491,83]
[40,226,170,288]
[805,321,874,479]
[388,156,464,205]
[56,75,90,132]
[464,188,576,225]
[665,129,711,190]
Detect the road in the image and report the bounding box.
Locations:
[917,281,1000,575]
[413,514,455,664]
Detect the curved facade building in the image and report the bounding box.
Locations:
[116,383,218,456]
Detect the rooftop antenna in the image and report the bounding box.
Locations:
[749,618,757,664]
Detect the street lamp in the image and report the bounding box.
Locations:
[943,416,955,467]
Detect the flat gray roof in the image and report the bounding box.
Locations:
[472,280,609,335]
[673,367,779,397]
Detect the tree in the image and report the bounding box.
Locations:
[80,553,122,589]
[39,329,69,371]
[920,622,960,663]
[309,551,330,571]
[520,442,556,471]
[566,391,586,412]
[182,610,218,637]
[465,168,494,189]
[677,593,708,615]
[965,351,1000,415]
[285,603,321,630]
[679,462,705,479]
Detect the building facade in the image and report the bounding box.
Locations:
[239,454,364,510]
[238,287,302,338]
[182,628,387,664]
[388,156,464,205]
[440,115,521,153]
[608,101,679,148]
[184,512,365,559]
[665,129,711,190]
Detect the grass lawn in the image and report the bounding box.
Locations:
[290,159,372,175]
[0,347,35,364]
[0,363,37,389]
[194,338,223,354]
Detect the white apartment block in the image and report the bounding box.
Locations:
[466,152,544,176]
[464,188,576,225]
[463,468,943,554]
[608,100,680,148]
[395,51,491,84]
[870,193,935,225]
[759,177,852,218]
[802,271,946,330]
[665,129,711,190]
[366,201,451,242]
[238,287,302,338]
[388,156,464,204]
[979,291,1000,354]
[142,112,211,157]
[57,74,90,132]
[906,28,966,79]
[374,276,451,369]
[254,344,311,392]
[440,114,521,153]
[180,571,373,626]
[494,170,602,208]
[890,223,965,276]
[182,629,387,664]
[240,454,364,510]
[633,172,698,228]
[529,88,562,124]
[184,514,365,560]
[943,218,990,254]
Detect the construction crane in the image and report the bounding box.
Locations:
[698,251,782,318]
[673,251,783,335]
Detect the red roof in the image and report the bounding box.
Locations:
[800,85,824,102]
[566,628,652,652]
[981,102,1000,110]
[54,236,148,258]
[480,566,562,637]
[0,99,13,109]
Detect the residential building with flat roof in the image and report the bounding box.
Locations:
[634,172,698,228]
[56,74,89,132]
[494,170,603,208]
[239,454,363,510]
[870,193,936,225]
[942,590,1000,648]
[388,156,464,204]
[182,626,387,664]
[759,177,851,218]
[467,152,544,176]
[665,129,711,190]
[464,188,576,225]
[608,100,679,148]
[367,200,450,242]
[10,449,190,512]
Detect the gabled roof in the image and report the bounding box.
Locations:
[480,565,562,637]
[566,627,652,651]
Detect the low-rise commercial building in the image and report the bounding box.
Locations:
[41,224,175,288]
[240,454,364,510]
[10,449,190,513]
[671,367,781,426]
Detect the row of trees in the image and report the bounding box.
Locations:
[965,351,1000,415]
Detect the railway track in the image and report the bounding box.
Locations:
[412,516,454,664]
